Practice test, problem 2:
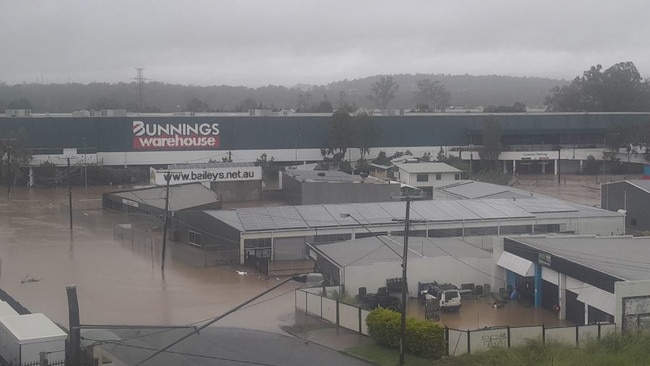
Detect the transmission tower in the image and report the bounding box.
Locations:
[135,68,146,112]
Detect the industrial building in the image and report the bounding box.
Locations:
[174,191,624,273]
[498,235,650,330]
[308,236,494,298]
[2,112,649,172]
[601,180,650,230]
[394,162,462,194]
[281,169,401,205]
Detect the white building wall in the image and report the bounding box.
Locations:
[342,256,494,297]
[615,279,650,331]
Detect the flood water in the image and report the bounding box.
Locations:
[0,186,299,333]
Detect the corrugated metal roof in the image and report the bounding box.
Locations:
[224,195,619,232]
[313,236,491,268]
[624,180,650,193]
[511,236,650,281]
[284,170,362,182]
[437,180,539,200]
[109,183,219,211]
[395,162,462,174]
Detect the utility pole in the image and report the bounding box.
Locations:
[399,196,411,366]
[160,172,172,271]
[135,68,145,113]
[68,157,73,231]
[6,144,11,200]
[557,147,561,184]
[66,285,81,366]
[82,138,87,189]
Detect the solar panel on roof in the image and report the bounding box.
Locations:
[431,201,480,220]
[378,201,421,221]
[410,201,454,221]
[237,207,277,231]
[484,200,535,218]
[295,205,339,227]
[267,206,307,229]
[458,200,509,219]
[514,200,577,213]
[351,203,393,224]
[323,204,370,225]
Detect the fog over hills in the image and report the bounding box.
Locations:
[0,73,568,113]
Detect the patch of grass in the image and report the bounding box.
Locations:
[434,332,650,366]
[345,343,435,366]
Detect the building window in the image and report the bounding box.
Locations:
[455,173,460,180]
[416,174,428,182]
[188,230,202,247]
[435,173,442,180]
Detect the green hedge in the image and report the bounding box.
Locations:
[366,308,445,359]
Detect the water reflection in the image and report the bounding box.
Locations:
[0,187,296,333]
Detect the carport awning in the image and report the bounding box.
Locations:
[497,252,535,277]
[577,285,615,315]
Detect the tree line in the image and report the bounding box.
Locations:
[0,74,565,113]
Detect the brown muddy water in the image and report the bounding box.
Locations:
[0,186,298,333]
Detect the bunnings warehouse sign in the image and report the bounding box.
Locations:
[150,166,261,185]
[133,120,220,150]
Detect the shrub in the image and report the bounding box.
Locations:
[366,307,445,358]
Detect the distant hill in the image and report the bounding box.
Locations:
[0,74,568,113]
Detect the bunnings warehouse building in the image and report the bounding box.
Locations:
[1,112,650,172]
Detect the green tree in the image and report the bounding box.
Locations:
[436,147,446,161]
[0,138,33,186]
[367,75,399,110]
[372,151,391,166]
[322,110,352,165]
[88,97,121,110]
[7,98,32,110]
[350,113,381,159]
[479,117,503,171]
[296,93,312,112]
[256,153,279,178]
[184,97,211,112]
[235,98,258,112]
[414,78,450,112]
[313,96,333,113]
[545,62,650,112]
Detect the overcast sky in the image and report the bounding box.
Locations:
[2,0,650,87]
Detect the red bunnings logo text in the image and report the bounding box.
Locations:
[132,121,220,150]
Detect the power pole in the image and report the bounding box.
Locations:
[6,144,11,200]
[66,285,81,366]
[160,172,172,271]
[135,68,145,113]
[82,138,87,189]
[399,196,411,366]
[68,157,73,231]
